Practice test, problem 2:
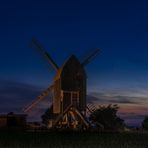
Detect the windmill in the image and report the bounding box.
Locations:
[23,38,100,130]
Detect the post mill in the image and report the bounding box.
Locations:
[23,38,100,130]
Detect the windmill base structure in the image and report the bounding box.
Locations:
[47,105,90,130]
[23,38,100,130]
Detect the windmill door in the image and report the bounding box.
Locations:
[61,91,79,112]
[71,92,79,107]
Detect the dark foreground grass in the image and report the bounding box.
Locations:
[0,131,148,148]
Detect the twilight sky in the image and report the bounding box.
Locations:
[0,0,148,126]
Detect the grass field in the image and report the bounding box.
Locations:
[0,131,148,148]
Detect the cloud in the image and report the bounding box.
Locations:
[107,96,140,104]
[118,112,146,119]
[0,80,49,113]
[118,112,148,126]
[87,91,142,105]
[87,94,105,103]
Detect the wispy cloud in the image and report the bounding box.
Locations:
[0,80,47,113]
[118,112,148,126]
[87,91,144,105]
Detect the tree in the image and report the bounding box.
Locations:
[89,104,125,131]
[142,116,148,130]
[41,105,53,125]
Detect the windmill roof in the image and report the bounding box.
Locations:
[54,55,79,81]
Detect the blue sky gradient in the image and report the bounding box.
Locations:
[0,0,148,126]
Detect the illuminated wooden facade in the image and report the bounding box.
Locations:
[53,55,86,114]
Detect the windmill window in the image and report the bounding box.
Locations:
[72,93,78,99]
[71,92,79,106]
[61,91,79,106]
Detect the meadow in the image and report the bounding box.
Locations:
[0,131,148,148]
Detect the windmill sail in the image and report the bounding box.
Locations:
[23,85,53,113]
[81,48,100,66]
[31,38,59,71]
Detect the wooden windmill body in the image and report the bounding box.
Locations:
[52,55,87,128]
[23,39,100,129]
[53,55,86,113]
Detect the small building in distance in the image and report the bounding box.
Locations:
[0,112,27,129]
